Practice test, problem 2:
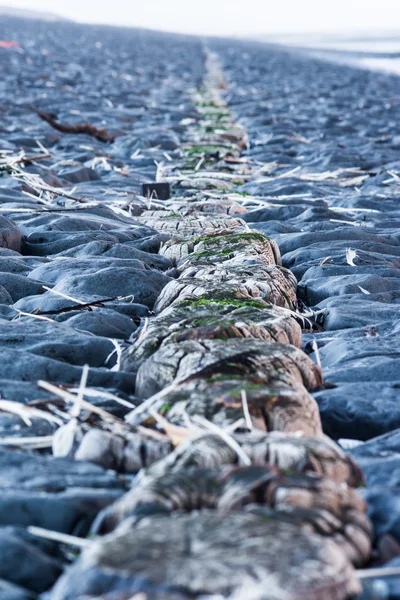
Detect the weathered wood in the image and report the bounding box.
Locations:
[90,465,370,567]
[133,338,322,397]
[147,431,365,487]
[161,229,281,266]
[169,199,247,215]
[52,511,361,600]
[122,302,302,370]
[136,215,246,236]
[75,429,172,473]
[154,265,297,313]
[130,375,322,436]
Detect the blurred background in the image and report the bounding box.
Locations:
[2,0,400,74]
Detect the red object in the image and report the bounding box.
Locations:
[0,40,20,48]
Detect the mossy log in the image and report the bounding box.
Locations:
[123,302,302,370]
[154,265,296,313]
[130,374,322,436]
[135,214,246,236]
[161,229,281,266]
[132,338,322,397]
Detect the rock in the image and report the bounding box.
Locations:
[319,296,400,330]
[0,527,62,593]
[15,266,170,312]
[55,308,138,339]
[57,240,171,269]
[0,285,12,305]
[0,581,34,600]
[0,273,45,302]
[0,348,135,395]
[27,257,149,284]
[60,167,101,184]
[349,430,400,487]
[0,215,21,252]
[0,489,123,535]
[0,449,124,533]
[0,320,115,367]
[315,382,400,440]
[22,228,155,256]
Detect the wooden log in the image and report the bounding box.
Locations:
[154,265,297,313]
[161,229,281,266]
[52,511,361,600]
[123,302,302,371]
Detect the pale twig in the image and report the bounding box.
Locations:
[135,317,150,342]
[191,415,251,466]
[194,156,205,171]
[150,409,199,445]
[330,219,360,227]
[0,400,63,427]
[70,364,89,418]
[346,248,357,266]
[28,526,92,548]
[311,338,323,375]
[68,386,136,410]
[0,436,54,448]
[125,380,182,424]
[358,567,400,579]
[240,390,253,430]
[42,286,86,305]
[13,310,55,323]
[109,339,123,371]
[37,380,123,423]
[136,425,170,440]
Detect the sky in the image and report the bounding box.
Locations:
[4,0,400,37]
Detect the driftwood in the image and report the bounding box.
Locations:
[167,199,247,215]
[161,229,281,266]
[37,110,117,143]
[124,338,323,437]
[124,302,302,369]
[132,339,322,398]
[154,266,297,313]
[136,214,246,236]
[75,429,172,473]
[130,375,322,436]
[90,465,370,567]
[73,427,362,487]
[147,431,364,487]
[51,511,361,600]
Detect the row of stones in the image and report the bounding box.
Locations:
[52,51,372,600]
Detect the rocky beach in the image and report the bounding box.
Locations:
[0,14,400,600]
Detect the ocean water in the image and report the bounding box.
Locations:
[262,34,400,76]
[307,50,400,76]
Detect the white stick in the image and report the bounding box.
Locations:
[28,526,93,548]
[241,390,253,431]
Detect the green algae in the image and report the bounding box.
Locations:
[186,145,228,156]
[164,213,182,219]
[192,231,270,247]
[178,297,267,310]
[191,247,233,260]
